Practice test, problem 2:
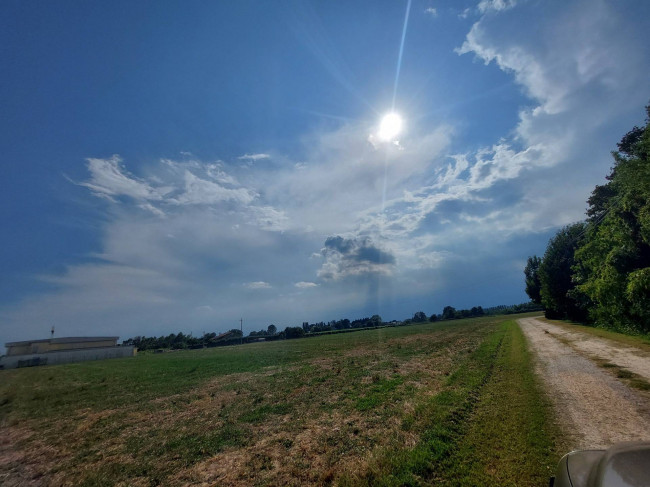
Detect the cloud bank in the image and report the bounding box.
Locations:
[1,0,648,343]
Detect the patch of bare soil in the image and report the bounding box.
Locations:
[518,317,650,450]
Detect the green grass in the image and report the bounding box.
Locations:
[1,319,478,422]
[0,315,563,486]
[438,320,565,486]
[342,320,564,486]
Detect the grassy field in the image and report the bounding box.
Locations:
[0,313,564,486]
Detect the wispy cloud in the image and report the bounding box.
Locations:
[424,7,437,17]
[295,281,318,288]
[79,155,164,202]
[174,170,255,206]
[238,153,271,161]
[245,281,272,289]
[478,0,517,13]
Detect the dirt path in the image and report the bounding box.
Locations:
[518,317,650,450]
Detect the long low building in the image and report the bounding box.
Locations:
[1,336,136,369]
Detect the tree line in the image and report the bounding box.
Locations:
[123,301,541,351]
[525,103,650,334]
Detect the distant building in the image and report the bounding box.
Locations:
[1,336,136,370]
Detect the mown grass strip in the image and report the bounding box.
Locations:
[434,320,564,486]
[347,320,563,487]
[344,322,506,486]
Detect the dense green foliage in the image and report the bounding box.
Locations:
[573,109,650,332]
[524,256,542,304]
[434,302,542,320]
[482,302,544,315]
[528,103,650,333]
[124,329,244,351]
[538,223,587,321]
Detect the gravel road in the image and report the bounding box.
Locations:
[518,317,650,450]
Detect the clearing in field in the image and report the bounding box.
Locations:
[1,314,562,486]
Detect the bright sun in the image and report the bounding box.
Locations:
[378,112,403,141]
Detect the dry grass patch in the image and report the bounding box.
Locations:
[1,317,501,485]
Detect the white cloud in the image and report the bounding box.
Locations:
[245,281,272,289]
[248,206,290,232]
[432,0,650,238]
[295,281,318,288]
[206,164,238,185]
[79,155,163,202]
[424,7,437,17]
[261,122,452,235]
[238,153,271,161]
[3,0,648,344]
[174,170,256,206]
[478,0,517,13]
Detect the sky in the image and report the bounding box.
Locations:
[1,0,649,346]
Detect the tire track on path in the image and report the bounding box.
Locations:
[518,317,650,450]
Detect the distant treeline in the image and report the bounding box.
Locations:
[123,302,541,350]
[123,331,246,351]
[524,103,650,334]
[420,302,542,323]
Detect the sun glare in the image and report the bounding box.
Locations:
[378,112,403,141]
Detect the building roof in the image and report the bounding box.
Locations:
[5,337,119,347]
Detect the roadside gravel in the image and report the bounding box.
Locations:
[518,317,650,450]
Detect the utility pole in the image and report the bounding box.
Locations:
[51,325,55,339]
[240,318,243,345]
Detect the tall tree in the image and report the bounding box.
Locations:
[442,306,457,320]
[538,223,587,320]
[412,311,427,322]
[574,105,650,332]
[524,256,543,304]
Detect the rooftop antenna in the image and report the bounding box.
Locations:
[51,325,55,339]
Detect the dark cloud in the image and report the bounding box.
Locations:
[319,236,395,281]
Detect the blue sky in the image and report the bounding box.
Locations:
[1,0,649,345]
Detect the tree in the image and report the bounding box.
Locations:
[284,326,305,339]
[412,311,427,322]
[538,223,587,320]
[524,256,543,304]
[429,314,438,322]
[442,306,457,320]
[573,104,650,332]
[369,315,382,327]
[470,306,484,317]
[267,324,277,335]
[228,328,243,337]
